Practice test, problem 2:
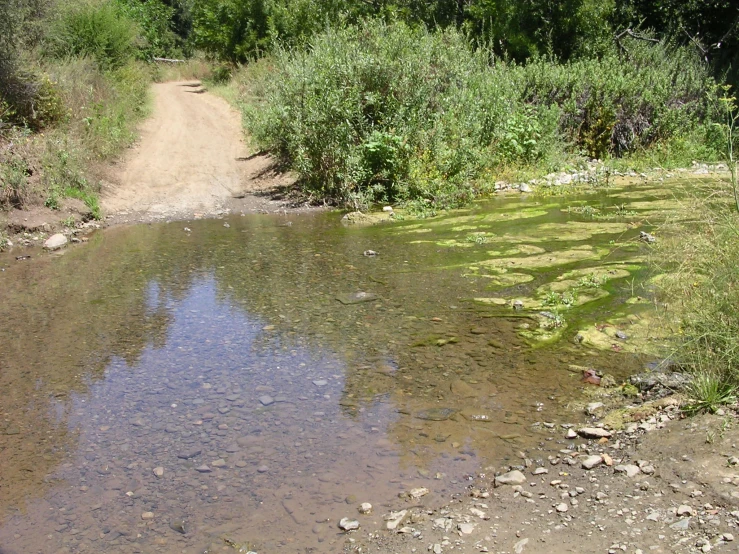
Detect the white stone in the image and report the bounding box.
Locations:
[614,464,641,477]
[339,518,359,531]
[43,233,68,250]
[458,522,475,535]
[495,470,527,487]
[386,510,408,530]
[676,505,695,517]
[577,427,612,439]
[153,466,164,478]
[358,502,372,514]
[556,503,568,513]
[582,455,603,470]
[409,487,429,499]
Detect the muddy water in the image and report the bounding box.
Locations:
[0,182,675,553]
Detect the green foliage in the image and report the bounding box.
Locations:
[243,20,717,209]
[191,0,271,62]
[115,0,179,59]
[684,371,737,415]
[46,1,139,70]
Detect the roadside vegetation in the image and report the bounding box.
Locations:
[0,0,207,223]
[654,90,739,414]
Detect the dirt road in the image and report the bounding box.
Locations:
[102,81,292,222]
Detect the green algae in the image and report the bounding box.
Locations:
[480,245,607,270]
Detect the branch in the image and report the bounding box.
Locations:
[153,57,185,63]
[615,28,660,44]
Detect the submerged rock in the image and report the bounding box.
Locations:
[414,407,458,421]
[339,517,360,531]
[336,292,378,305]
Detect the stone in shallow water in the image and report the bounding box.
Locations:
[44,233,68,250]
[414,408,458,421]
[177,448,201,460]
[335,292,378,305]
[339,518,359,531]
[259,395,274,406]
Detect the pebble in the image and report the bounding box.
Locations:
[614,464,640,477]
[195,465,211,473]
[339,518,359,531]
[670,518,691,530]
[257,465,270,473]
[258,395,274,406]
[141,512,154,520]
[677,505,695,516]
[153,467,164,478]
[458,522,475,535]
[556,503,568,513]
[386,510,408,530]
[578,427,612,439]
[177,449,201,460]
[582,455,603,470]
[409,487,429,499]
[565,429,577,439]
[533,467,549,475]
[169,520,187,534]
[313,380,328,386]
[358,503,372,514]
[495,470,527,487]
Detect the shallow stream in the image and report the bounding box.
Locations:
[0,180,684,553]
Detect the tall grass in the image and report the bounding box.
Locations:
[241,21,718,210]
[656,189,739,411]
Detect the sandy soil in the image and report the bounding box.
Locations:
[101,81,299,224]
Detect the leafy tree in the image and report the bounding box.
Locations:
[190,0,271,62]
[116,0,179,58]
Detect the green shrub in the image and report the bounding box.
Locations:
[46,0,138,70]
[115,0,179,59]
[243,20,716,209]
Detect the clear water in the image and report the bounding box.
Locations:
[0,183,674,553]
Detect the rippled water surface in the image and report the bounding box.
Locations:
[0,183,676,553]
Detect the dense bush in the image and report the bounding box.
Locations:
[242,21,716,209]
[116,0,180,59]
[518,40,714,158]
[46,1,139,70]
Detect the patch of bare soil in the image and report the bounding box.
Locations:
[344,408,739,554]
[100,80,307,225]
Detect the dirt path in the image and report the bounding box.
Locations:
[101,81,295,223]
